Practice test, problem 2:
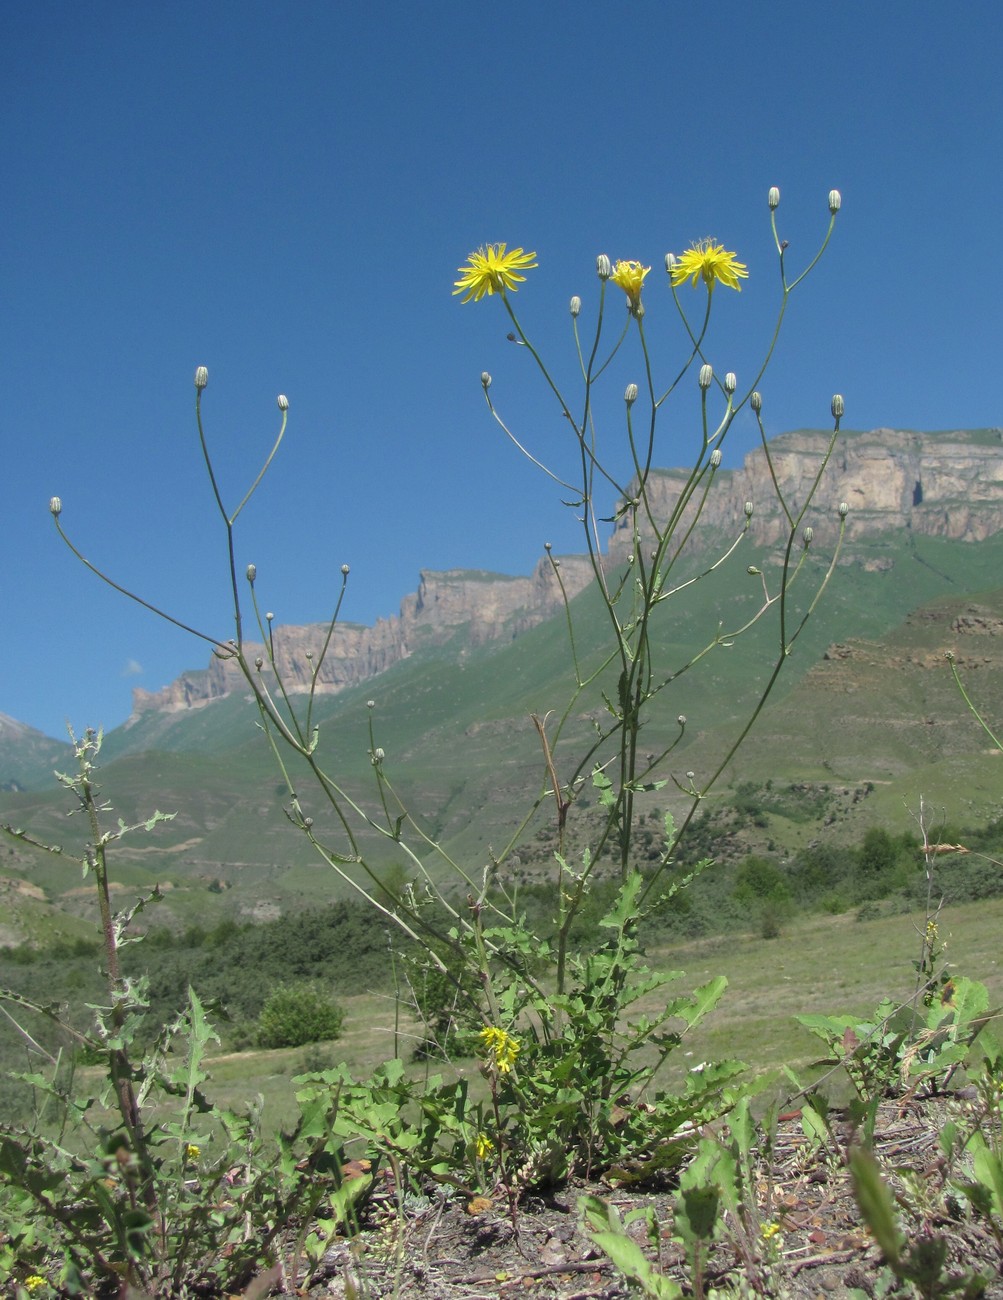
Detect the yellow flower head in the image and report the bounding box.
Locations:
[478,1025,520,1074]
[670,239,749,293]
[184,1143,201,1163]
[453,244,537,303]
[610,260,651,312]
[24,1278,47,1294]
[475,1132,495,1160]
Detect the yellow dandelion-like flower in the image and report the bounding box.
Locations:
[24,1278,47,1293]
[184,1143,201,1163]
[761,1221,783,1241]
[610,260,651,312]
[670,239,749,292]
[453,244,537,303]
[475,1133,495,1160]
[478,1025,520,1074]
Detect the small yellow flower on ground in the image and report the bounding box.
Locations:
[475,1132,495,1159]
[453,244,537,302]
[670,240,748,292]
[610,260,651,311]
[478,1025,520,1073]
[185,1143,201,1163]
[24,1277,47,1293]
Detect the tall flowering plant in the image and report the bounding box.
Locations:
[48,188,845,1191]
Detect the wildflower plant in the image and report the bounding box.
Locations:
[40,187,845,1219]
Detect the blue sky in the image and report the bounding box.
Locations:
[4,1,1002,740]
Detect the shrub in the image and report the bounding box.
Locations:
[256,980,344,1049]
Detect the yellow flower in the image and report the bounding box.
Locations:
[610,260,651,311]
[478,1025,520,1074]
[670,239,748,292]
[184,1143,201,1163]
[453,244,537,303]
[475,1133,495,1160]
[24,1278,47,1293]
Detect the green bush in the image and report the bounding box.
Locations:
[256,980,344,1049]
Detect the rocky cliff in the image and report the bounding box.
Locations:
[133,428,1003,718]
[608,427,1003,560]
[131,554,595,717]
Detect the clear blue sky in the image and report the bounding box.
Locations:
[4,1,1002,740]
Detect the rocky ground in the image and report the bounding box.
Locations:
[256,1094,1003,1299]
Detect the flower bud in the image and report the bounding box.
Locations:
[750,391,762,414]
[664,253,677,273]
[277,394,288,410]
[747,565,761,575]
[698,363,713,390]
[768,186,781,210]
[194,366,208,390]
[49,496,62,516]
[828,189,842,213]
[544,541,552,551]
[481,371,492,389]
[255,655,263,669]
[596,254,612,280]
[624,383,638,406]
[831,394,844,419]
[367,699,375,708]
[838,501,849,518]
[341,563,350,576]
[677,714,686,726]
[372,747,385,764]
[724,372,737,394]
[266,612,274,622]
[803,526,814,546]
[246,563,256,583]
[744,501,754,517]
[710,449,722,467]
[569,295,582,317]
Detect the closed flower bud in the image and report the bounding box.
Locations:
[803,526,814,546]
[677,714,687,726]
[246,563,256,582]
[569,295,582,317]
[698,363,713,390]
[341,563,350,576]
[744,501,755,517]
[710,449,722,467]
[367,699,375,708]
[481,371,492,389]
[596,254,612,280]
[277,394,288,410]
[831,394,844,419]
[768,186,781,210]
[194,366,208,390]
[838,501,849,518]
[665,253,677,273]
[372,747,385,764]
[750,390,763,414]
[544,541,552,551]
[724,372,737,394]
[49,496,62,516]
[255,655,263,669]
[266,612,274,622]
[828,189,842,213]
[747,565,761,575]
[624,383,638,406]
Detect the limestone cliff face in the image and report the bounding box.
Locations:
[133,428,1003,718]
[608,427,1003,559]
[131,554,595,716]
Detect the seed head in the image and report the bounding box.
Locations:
[49,496,62,517]
[698,363,713,390]
[194,366,208,390]
[768,186,781,210]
